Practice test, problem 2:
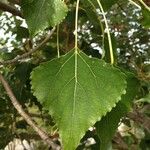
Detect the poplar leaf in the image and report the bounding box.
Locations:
[31,50,127,150]
[21,0,68,36]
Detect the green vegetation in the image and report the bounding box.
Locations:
[0,0,149,149]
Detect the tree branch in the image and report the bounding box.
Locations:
[0,73,60,150]
[8,0,20,5]
[127,111,150,133]
[0,27,56,66]
[0,2,23,18]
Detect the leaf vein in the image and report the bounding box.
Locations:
[56,53,74,76]
[78,54,96,78]
[78,54,99,89]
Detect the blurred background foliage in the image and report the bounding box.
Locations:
[0,0,149,149]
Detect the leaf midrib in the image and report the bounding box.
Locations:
[62,51,99,140]
[55,52,100,119]
[51,51,119,141]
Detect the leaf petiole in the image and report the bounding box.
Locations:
[138,0,150,12]
[57,25,60,58]
[75,0,80,53]
[97,0,114,64]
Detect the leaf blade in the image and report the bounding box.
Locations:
[31,50,127,150]
[21,0,68,36]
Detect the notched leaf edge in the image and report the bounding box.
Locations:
[30,50,127,149]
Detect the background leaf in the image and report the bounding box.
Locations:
[31,49,127,150]
[103,34,117,64]
[87,0,119,11]
[15,26,29,40]
[21,0,68,36]
[101,0,119,11]
[141,8,150,28]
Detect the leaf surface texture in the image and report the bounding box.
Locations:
[21,0,68,36]
[31,50,127,150]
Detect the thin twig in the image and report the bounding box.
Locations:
[57,25,60,58]
[128,0,141,9]
[139,0,150,11]
[0,1,23,18]
[0,27,56,65]
[96,0,114,64]
[0,73,60,150]
[127,111,150,133]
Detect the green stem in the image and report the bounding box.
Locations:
[138,0,150,11]
[129,0,141,9]
[87,0,105,58]
[57,25,60,58]
[75,0,80,53]
[96,0,114,64]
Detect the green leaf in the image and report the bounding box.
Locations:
[81,0,103,33]
[95,72,139,150]
[21,0,68,36]
[87,0,119,11]
[101,0,119,11]
[103,34,117,64]
[141,8,150,28]
[15,26,29,40]
[31,50,127,150]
